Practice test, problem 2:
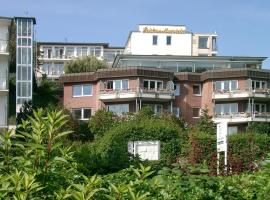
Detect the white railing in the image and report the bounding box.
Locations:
[100,87,174,95]
[214,88,270,95]
[214,112,270,120]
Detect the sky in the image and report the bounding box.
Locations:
[1,0,270,67]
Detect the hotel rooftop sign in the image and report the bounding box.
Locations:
[139,25,186,34]
[143,27,185,34]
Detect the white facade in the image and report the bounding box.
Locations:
[0,17,11,128]
[37,43,124,79]
[124,24,218,56]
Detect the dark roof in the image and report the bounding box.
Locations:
[0,16,13,20]
[14,17,36,24]
[59,67,174,83]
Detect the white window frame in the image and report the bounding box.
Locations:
[166,35,172,45]
[214,80,238,91]
[192,107,201,118]
[252,80,267,90]
[215,103,238,115]
[193,84,202,96]
[254,103,267,113]
[106,79,129,90]
[72,84,93,97]
[107,104,129,115]
[173,107,180,117]
[143,80,164,91]
[72,108,92,120]
[174,83,180,96]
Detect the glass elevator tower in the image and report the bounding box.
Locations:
[15,17,36,113]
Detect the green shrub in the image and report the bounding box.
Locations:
[88,109,117,138]
[188,130,270,174]
[96,117,181,172]
[247,122,270,135]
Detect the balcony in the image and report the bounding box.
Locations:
[99,88,175,102]
[0,40,8,54]
[213,88,270,100]
[213,112,270,123]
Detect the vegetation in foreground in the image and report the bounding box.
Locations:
[1,108,270,199]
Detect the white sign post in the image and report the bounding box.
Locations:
[216,122,228,175]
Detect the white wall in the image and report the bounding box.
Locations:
[0,95,7,126]
[127,32,192,55]
[0,57,8,90]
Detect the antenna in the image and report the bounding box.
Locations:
[24,11,29,16]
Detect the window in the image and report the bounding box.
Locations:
[166,36,171,45]
[143,104,163,114]
[105,80,129,90]
[193,84,201,96]
[215,103,238,115]
[228,126,237,135]
[198,37,208,49]
[173,107,180,117]
[152,35,158,45]
[212,37,217,51]
[192,108,201,118]
[174,84,180,96]
[214,80,238,91]
[65,47,74,58]
[72,108,92,120]
[252,80,267,90]
[108,104,129,115]
[143,80,163,91]
[254,103,266,113]
[72,84,93,97]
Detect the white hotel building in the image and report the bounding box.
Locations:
[37,24,217,79]
[0,17,11,129]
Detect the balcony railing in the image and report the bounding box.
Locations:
[213,88,270,99]
[99,87,175,101]
[214,112,270,122]
[0,40,8,53]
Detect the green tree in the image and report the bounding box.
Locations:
[64,56,106,74]
[195,107,216,135]
[89,109,116,138]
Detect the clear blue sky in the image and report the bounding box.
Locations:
[1,0,270,67]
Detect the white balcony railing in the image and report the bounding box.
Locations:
[213,112,270,123]
[213,88,270,99]
[99,87,175,101]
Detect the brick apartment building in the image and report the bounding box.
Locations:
[60,65,270,135]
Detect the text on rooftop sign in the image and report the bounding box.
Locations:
[143,27,185,34]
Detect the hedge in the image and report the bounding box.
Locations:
[189,131,270,173]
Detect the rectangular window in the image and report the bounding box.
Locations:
[198,37,208,49]
[173,107,180,117]
[252,80,267,90]
[228,126,237,135]
[65,47,74,58]
[72,108,92,120]
[215,103,238,115]
[166,36,171,45]
[152,35,158,45]
[72,84,93,97]
[214,80,238,91]
[143,104,163,114]
[143,80,163,91]
[254,103,267,113]
[174,84,180,96]
[193,84,201,96]
[106,80,129,90]
[108,104,129,115]
[192,108,201,118]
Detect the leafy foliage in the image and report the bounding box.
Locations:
[88,109,116,138]
[247,122,270,135]
[64,56,106,74]
[195,107,216,135]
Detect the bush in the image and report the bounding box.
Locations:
[88,109,117,138]
[188,129,270,174]
[64,56,106,74]
[96,117,181,172]
[247,122,270,135]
